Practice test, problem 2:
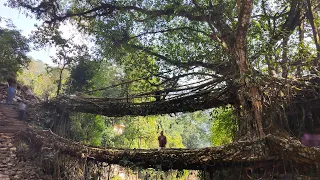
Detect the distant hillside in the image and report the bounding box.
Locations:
[23,60,48,76]
[18,59,48,86]
[18,60,69,99]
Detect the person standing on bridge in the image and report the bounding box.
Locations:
[6,77,16,104]
[158,131,167,150]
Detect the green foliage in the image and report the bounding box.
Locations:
[8,0,320,143]
[139,169,189,180]
[17,60,69,99]
[71,111,212,150]
[50,43,89,95]
[210,106,237,146]
[0,18,30,78]
[110,175,124,180]
[166,131,185,148]
[69,58,99,93]
[178,111,212,148]
[7,2,320,178]
[109,116,159,149]
[47,67,70,96]
[101,126,116,147]
[157,111,212,149]
[71,113,105,146]
[45,0,318,80]
[90,60,126,97]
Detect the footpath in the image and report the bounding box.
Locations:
[0,104,45,180]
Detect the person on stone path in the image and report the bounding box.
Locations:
[18,99,26,121]
[6,77,16,104]
[158,131,167,150]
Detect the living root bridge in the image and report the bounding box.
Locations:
[46,92,234,117]
[15,128,320,170]
[45,76,320,118]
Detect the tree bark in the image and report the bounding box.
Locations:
[307,0,320,73]
[265,50,276,77]
[47,91,234,117]
[281,36,289,78]
[56,65,65,96]
[16,128,320,171]
[296,18,304,77]
[234,0,264,139]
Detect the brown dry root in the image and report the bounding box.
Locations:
[47,91,233,117]
[14,128,320,172]
[45,77,320,118]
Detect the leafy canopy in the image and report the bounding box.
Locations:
[0,18,30,78]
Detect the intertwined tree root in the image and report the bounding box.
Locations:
[15,128,320,171]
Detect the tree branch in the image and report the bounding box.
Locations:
[130,27,212,39]
[129,44,228,71]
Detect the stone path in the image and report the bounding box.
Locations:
[0,104,46,180]
[0,105,28,134]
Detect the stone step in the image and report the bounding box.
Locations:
[0,127,27,133]
[0,144,14,148]
[0,134,13,138]
[0,125,27,129]
[0,130,25,134]
[0,174,10,180]
[0,121,26,126]
[2,115,20,118]
[0,134,14,138]
[0,107,45,179]
[0,124,27,128]
[1,110,19,115]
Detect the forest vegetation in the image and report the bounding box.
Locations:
[1,0,320,179]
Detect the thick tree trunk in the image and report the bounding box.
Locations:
[307,0,320,73]
[265,51,275,76]
[296,16,304,77]
[234,0,264,139]
[56,67,64,96]
[281,36,289,78]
